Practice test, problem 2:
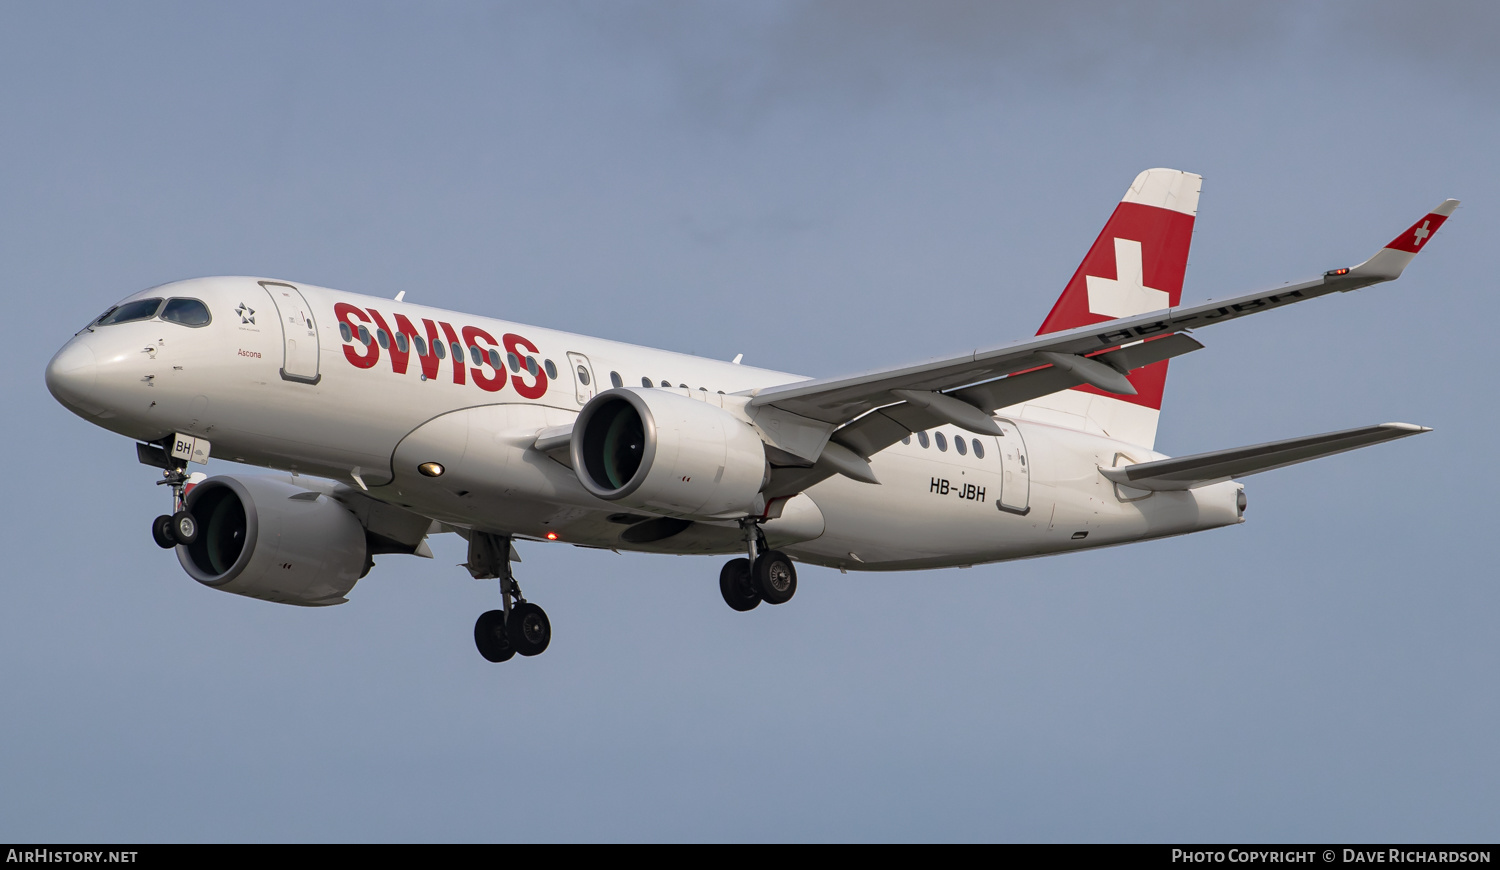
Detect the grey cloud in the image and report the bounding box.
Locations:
[580,1,1292,120]
[569,1,1497,124]
[1325,0,1500,81]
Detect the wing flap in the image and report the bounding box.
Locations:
[1099,422,1431,491]
[829,333,1203,461]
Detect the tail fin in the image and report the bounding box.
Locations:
[1022,168,1201,449]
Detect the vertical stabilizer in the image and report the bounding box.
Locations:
[1013,168,1201,449]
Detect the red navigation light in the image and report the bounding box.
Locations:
[1325,268,1350,276]
[546,531,558,540]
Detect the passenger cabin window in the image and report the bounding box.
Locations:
[378,330,390,350]
[508,353,520,373]
[544,359,558,379]
[358,325,372,346]
[469,345,481,366]
[972,439,985,459]
[641,376,652,388]
[95,298,163,326]
[395,333,409,353]
[526,356,539,376]
[577,366,591,386]
[434,340,446,359]
[935,432,948,452]
[901,435,911,445]
[339,322,353,342]
[488,349,502,369]
[450,341,463,360]
[414,336,428,356]
[161,298,211,327]
[955,437,967,456]
[611,371,623,388]
[917,431,930,449]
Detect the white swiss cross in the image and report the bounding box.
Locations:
[1086,238,1168,318]
[1412,220,1430,247]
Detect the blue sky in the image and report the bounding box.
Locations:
[2,2,1496,842]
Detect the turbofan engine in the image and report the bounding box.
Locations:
[177,475,369,606]
[571,388,770,519]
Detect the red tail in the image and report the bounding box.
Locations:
[1037,169,1200,413]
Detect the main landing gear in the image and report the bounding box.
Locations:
[718,519,797,612]
[466,531,552,663]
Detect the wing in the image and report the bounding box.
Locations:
[749,198,1458,429]
[749,197,1455,497]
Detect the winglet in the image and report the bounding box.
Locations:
[1348,199,1459,282]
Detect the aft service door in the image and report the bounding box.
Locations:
[261,282,320,384]
[995,418,1030,514]
[566,352,596,405]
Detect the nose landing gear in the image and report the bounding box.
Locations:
[142,440,201,549]
[466,532,552,663]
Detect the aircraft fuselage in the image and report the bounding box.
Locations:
[48,275,1243,573]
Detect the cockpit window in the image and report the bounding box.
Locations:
[161,298,212,327]
[95,298,163,326]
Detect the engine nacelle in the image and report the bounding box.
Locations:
[177,475,368,607]
[572,388,769,519]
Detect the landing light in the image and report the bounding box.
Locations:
[418,462,445,478]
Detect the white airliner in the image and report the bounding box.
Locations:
[46,169,1456,663]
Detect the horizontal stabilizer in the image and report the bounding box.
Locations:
[1099,422,1431,491]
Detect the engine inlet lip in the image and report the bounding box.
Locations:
[572,388,658,502]
[177,475,260,587]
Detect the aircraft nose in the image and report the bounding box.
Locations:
[45,338,103,416]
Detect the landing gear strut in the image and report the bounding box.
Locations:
[467,531,551,663]
[719,519,796,611]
